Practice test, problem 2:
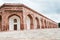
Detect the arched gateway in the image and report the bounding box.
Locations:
[9,16,20,31]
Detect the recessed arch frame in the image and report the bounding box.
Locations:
[26,14,34,30]
[8,14,21,31]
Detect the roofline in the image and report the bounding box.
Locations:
[0,3,57,24]
[22,4,57,23]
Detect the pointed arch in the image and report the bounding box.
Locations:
[8,14,21,31]
[26,14,33,30]
[14,19,17,23]
[35,17,40,29]
[41,18,44,28]
[44,20,47,28]
[8,14,20,20]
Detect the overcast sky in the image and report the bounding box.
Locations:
[0,0,60,23]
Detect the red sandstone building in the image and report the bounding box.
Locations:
[0,3,58,31]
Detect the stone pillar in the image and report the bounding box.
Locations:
[20,16,24,30]
[46,21,48,28]
[40,19,42,29]
[43,19,45,28]
[41,19,44,29]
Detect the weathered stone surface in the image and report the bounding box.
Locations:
[0,3,58,31]
[0,28,60,40]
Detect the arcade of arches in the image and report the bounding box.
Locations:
[0,3,58,31]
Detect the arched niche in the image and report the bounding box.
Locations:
[26,14,33,30]
[44,20,47,28]
[41,19,44,28]
[35,17,40,29]
[9,15,20,31]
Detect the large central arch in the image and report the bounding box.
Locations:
[9,15,20,31]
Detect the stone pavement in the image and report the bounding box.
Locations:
[0,28,60,40]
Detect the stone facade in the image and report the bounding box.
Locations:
[0,3,58,31]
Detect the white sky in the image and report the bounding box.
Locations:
[0,0,60,23]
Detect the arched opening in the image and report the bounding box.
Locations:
[0,15,2,31]
[44,20,47,28]
[26,14,33,30]
[9,15,20,31]
[41,19,44,28]
[48,22,50,28]
[49,22,51,28]
[14,19,17,30]
[14,19,17,23]
[50,23,52,28]
[47,21,49,28]
[35,17,40,29]
[35,18,37,29]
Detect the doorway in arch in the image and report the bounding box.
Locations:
[9,16,20,31]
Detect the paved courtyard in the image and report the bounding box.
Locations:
[0,28,60,40]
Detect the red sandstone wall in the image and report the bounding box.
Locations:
[0,3,58,31]
[23,6,58,29]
